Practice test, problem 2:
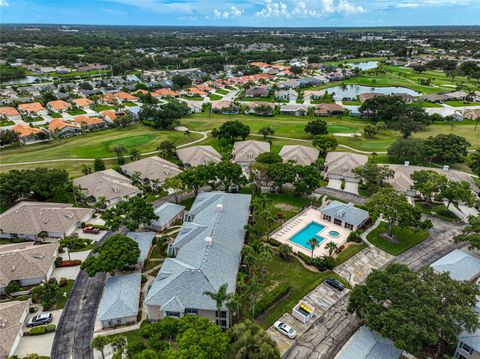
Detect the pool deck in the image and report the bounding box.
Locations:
[270,207,351,258]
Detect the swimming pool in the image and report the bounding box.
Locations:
[289,222,326,250]
[329,231,340,238]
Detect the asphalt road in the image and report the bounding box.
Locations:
[284,216,466,359]
[51,230,120,359]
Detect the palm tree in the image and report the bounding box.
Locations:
[81,164,92,175]
[278,243,292,259]
[203,283,231,313]
[59,235,80,260]
[307,237,320,259]
[111,336,127,357]
[91,335,110,359]
[325,241,338,256]
[129,148,141,162]
[112,145,127,163]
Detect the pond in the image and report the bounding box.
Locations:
[0,75,51,85]
[346,61,378,71]
[324,84,420,100]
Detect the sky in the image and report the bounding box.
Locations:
[0,0,479,27]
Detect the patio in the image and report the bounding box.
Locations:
[270,207,351,258]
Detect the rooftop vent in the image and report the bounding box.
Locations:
[217,204,223,212]
[205,236,212,246]
[0,318,7,328]
[112,186,120,193]
[404,161,409,166]
[443,165,449,171]
[11,265,15,271]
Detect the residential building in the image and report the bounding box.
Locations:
[0,202,93,240]
[320,200,369,231]
[72,115,105,129]
[73,169,141,207]
[71,98,94,108]
[114,91,139,102]
[187,87,207,97]
[359,93,384,102]
[47,100,71,112]
[0,243,59,294]
[277,79,300,89]
[232,140,270,165]
[279,104,308,116]
[422,93,450,103]
[245,102,275,115]
[323,151,368,183]
[0,107,21,121]
[154,89,180,98]
[100,110,117,123]
[121,156,182,186]
[0,300,31,358]
[463,108,480,121]
[11,124,45,144]
[279,145,319,166]
[304,90,326,100]
[245,86,270,98]
[275,89,297,101]
[126,232,155,268]
[210,100,239,114]
[48,119,81,137]
[145,192,252,328]
[18,102,47,116]
[314,103,345,117]
[98,272,141,329]
[334,325,403,359]
[177,145,222,167]
[146,202,185,233]
[431,249,480,282]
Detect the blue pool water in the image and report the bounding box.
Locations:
[289,222,326,250]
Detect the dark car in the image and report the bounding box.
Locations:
[27,313,53,327]
[325,278,344,291]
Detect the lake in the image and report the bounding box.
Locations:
[346,61,378,71]
[324,84,421,100]
[0,75,51,85]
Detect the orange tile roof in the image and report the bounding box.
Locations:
[72,98,93,107]
[18,102,45,114]
[154,89,179,97]
[0,107,20,117]
[188,88,207,96]
[48,119,78,132]
[47,100,71,111]
[196,84,213,92]
[133,89,149,95]
[100,93,116,103]
[114,91,138,101]
[73,116,104,126]
[12,124,43,138]
[250,62,270,68]
[100,110,117,121]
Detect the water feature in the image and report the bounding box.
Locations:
[346,61,378,71]
[324,84,420,100]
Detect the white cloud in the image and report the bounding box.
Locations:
[255,0,290,18]
[0,0,9,7]
[213,5,243,18]
[396,3,419,8]
[337,0,365,14]
[257,0,365,18]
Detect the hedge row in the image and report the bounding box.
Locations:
[255,283,291,318]
[27,324,56,335]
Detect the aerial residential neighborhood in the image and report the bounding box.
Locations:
[0,2,480,359]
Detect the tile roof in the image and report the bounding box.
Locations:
[232,140,270,164]
[121,156,182,183]
[154,89,179,97]
[145,192,251,312]
[72,98,93,107]
[73,115,104,126]
[0,243,59,288]
[0,202,93,238]
[150,202,185,228]
[48,118,79,132]
[336,325,402,359]
[11,124,43,138]
[324,152,368,179]
[47,100,71,111]
[114,91,138,101]
[320,201,369,227]
[126,232,155,264]
[73,169,141,202]
[98,272,141,322]
[430,249,480,281]
[18,102,45,113]
[100,110,117,121]
[0,107,20,117]
[177,146,222,167]
[279,145,319,166]
[0,300,30,358]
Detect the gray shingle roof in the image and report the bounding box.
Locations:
[149,202,185,228]
[126,232,155,264]
[336,325,402,359]
[145,192,251,312]
[177,146,222,167]
[430,249,480,281]
[320,201,369,227]
[98,272,141,322]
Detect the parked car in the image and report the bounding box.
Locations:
[274,321,296,339]
[27,313,53,327]
[325,278,344,291]
[83,226,100,234]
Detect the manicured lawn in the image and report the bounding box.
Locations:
[256,255,348,329]
[413,101,442,108]
[0,124,202,165]
[367,222,430,256]
[342,100,361,106]
[208,93,223,101]
[216,88,229,95]
[0,120,15,126]
[49,112,63,118]
[181,95,203,101]
[415,201,460,222]
[444,100,480,107]
[67,109,87,116]
[334,242,368,266]
[92,104,115,112]
[142,259,162,272]
[56,279,75,310]
[123,101,137,107]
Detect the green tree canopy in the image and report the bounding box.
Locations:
[411,170,447,206]
[227,320,280,359]
[348,263,480,354]
[312,134,338,157]
[454,215,480,250]
[81,234,140,276]
[212,120,250,143]
[353,163,394,191]
[387,138,428,165]
[101,195,158,231]
[424,134,471,165]
[304,119,328,136]
[256,152,282,164]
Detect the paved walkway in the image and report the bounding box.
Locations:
[314,187,367,205]
[360,217,382,247]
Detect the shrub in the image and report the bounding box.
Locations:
[54,256,63,268]
[255,283,291,317]
[312,256,335,271]
[267,238,282,247]
[347,230,362,243]
[59,277,68,287]
[297,251,313,265]
[58,247,65,253]
[29,306,38,314]
[5,280,21,294]
[28,326,46,335]
[335,244,345,254]
[141,275,147,284]
[45,324,56,333]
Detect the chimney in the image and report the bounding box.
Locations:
[443,165,449,171]
[205,236,212,246]
[404,161,409,166]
